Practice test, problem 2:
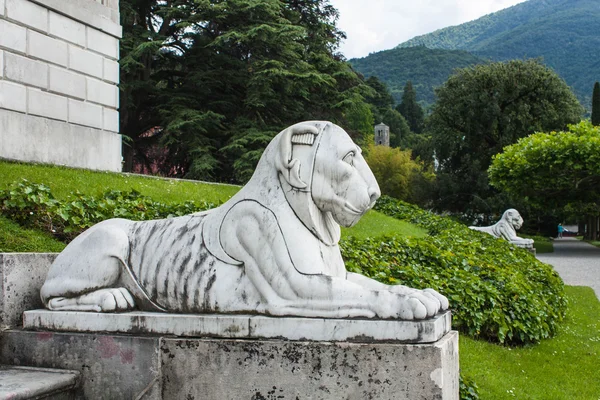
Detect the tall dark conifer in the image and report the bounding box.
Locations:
[592,82,600,126]
[119,0,372,182]
[396,81,424,134]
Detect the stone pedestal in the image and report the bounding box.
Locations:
[1,311,459,399]
[163,332,459,400]
[0,253,57,329]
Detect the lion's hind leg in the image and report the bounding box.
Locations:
[41,219,136,312]
[47,288,135,312]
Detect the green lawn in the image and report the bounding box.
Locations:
[342,210,426,240]
[0,160,240,204]
[0,216,65,253]
[461,286,600,399]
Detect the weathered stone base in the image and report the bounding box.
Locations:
[0,330,459,400]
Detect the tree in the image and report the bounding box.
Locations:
[119,0,372,182]
[429,60,583,214]
[365,76,394,114]
[489,121,600,238]
[396,81,424,134]
[383,109,411,148]
[365,145,434,205]
[592,82,600,126]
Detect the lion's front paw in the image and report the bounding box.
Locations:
[378,289,449,320]
[376,292,432,320]
[98,288,136,311]
[422,288,449,311]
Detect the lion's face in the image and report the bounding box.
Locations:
[506,210,524,230]
[311,125,380,228]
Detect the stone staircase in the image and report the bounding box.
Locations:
[0,365,79,400]
[1,254,79,400]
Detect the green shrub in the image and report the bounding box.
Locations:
[0,180,215,241]
[365,144,434,206]
[340,195,567,345]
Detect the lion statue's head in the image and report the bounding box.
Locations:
[202,122,381,264]
[502,209,524,231]
[262,121,380,245]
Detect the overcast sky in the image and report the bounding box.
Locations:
[329,0,528,59]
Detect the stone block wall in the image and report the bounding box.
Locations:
[0,0,122,171]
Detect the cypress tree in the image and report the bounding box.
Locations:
[396,81,424,134]
[592,82,600,126]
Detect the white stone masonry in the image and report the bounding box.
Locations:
[0,0,122,171]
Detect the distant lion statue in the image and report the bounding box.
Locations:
[41,121,448,320]
[470,209,534,249]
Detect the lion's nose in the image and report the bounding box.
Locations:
[368,186,380,204]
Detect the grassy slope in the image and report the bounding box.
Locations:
[0,160,426,252]
[342,211,426,240]
[461,286,600,399]
[0,216,65,253]
[0,160,240,204]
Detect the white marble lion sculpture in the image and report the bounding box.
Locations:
[41,121,448,320]
[469,209,534,249]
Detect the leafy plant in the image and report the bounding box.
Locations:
[459,373,480,400]
[341,195,567,345]
[0,180,215,241]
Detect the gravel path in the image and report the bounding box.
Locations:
[537,237,600,299]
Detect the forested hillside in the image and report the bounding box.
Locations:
[350,47,485,106]
[397,0,565,51]
[354,0,600,108]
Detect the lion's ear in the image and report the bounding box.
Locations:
[277,123,319,189]
[286,159,306,189]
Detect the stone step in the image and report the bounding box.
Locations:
[0,365,79,400]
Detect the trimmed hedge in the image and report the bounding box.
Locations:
[340,196,566,344]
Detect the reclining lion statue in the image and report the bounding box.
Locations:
[41,121,448,320]
[469,209,534,249]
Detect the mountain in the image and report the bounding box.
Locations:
[350,47,486,106]
[352,0,600,109]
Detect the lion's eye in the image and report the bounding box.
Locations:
[342,151,355,166]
